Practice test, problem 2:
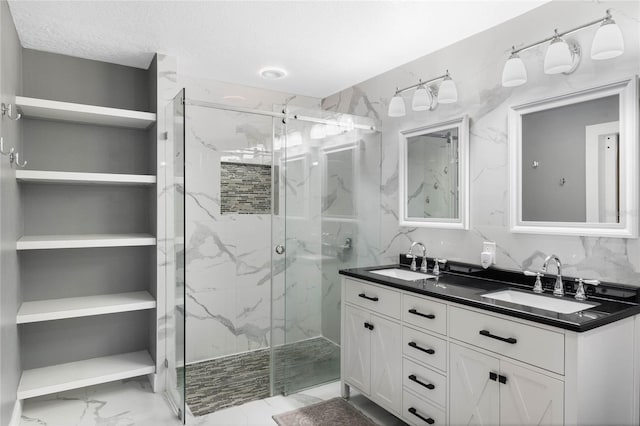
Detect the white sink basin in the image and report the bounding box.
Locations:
[482,290,597,314]
[370,268,436,281]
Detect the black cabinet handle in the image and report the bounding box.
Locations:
[408,341,435,355]
[408,309,435,319]
[408,374,435,390]
[499,375,507,384]
[363,322,374,330]
[408,407,435,424]
[489,372,498,382]
[479,330,517,344]
[358,293,379,302]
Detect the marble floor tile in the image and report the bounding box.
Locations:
[20,379,407,426]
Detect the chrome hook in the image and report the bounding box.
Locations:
[0,137,15,156]
[1,103,21,121]
[9,151,27,168]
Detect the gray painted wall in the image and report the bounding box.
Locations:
[0,0,22,423]
[20,311,150,370]
[20,247,152,300]
[22,49,150,111]
[522,95,619,222]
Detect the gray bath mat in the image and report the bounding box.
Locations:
[273,398,378,426]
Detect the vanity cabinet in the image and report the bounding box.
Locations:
[341,276,640,426]
[343,304,402,413]
[450,343,563,425]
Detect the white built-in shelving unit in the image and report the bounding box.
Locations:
[17,234,156,250]
[17,291,156,324]
[15,96,156,129]
[15,93,158,399]
[16,170,156,185]
[17,351,155,399]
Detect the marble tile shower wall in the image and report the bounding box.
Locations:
[322,1,640,285]
[179,74,323,364]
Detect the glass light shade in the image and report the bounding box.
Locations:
[388,94,406,117]
[438,77,458,104]
[411,86,431,111]
[501,54,528,87]
[591,21,624,60]
[544,38,573,74]
[309,124,326,140]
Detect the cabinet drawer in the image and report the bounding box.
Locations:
[403,357,446,408]
[403,390,446,426]
[403,294,447,335]
[345,279,401,319]
[403,326,447,372]
[449,306,565,374]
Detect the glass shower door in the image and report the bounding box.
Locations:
[272,108,378,395]
[165,89,186,422]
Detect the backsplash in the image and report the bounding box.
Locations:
[322,1,640,286]
[220,162,272,214]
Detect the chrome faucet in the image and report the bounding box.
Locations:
[407,242,427,273]
[542,254,564,297]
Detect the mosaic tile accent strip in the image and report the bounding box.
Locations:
[185,337,340,417]
[220,162,272,214]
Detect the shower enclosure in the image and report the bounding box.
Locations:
[165,91,380,421]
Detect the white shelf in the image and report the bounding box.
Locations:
[17,291,156,324]
[17,234,156,250]
[17,351,155,399]
[15,96,156,129]
[16,170,156,186]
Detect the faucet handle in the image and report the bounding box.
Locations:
[574,278,600,301]
[432,259,447,275]
[524,270,544,293]
[406,253,417,271]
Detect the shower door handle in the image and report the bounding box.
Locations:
[275,245,285,255]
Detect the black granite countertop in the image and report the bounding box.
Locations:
[339,259,640,332]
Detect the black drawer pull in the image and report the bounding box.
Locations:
[358,293,379,302]
[408,341,435,355]
[499,374,507,384]
[479,330,517,344]
[408,407,435,424]
[489,372,498,381]
[408,308,435,319]
[363,322,374,330]
[408,374,435,390]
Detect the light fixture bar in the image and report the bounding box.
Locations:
[394,73,449,95]
[511,10,611,55]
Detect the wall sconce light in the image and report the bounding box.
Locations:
[501,9,624,87]
[388,70,458,117]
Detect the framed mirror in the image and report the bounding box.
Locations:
[508,77,638,237]
[399,116,469,229]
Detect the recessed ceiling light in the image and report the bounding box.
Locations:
[260,67,287,80]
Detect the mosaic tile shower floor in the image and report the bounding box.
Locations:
[185,336,340,417]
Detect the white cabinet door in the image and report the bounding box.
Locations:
[344,305,371,394]
[500,360,564,426]
[450,343,500,426]
[370,313,402,413]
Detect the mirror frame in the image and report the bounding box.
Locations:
[399,116,470,229]
[508,76,639,238]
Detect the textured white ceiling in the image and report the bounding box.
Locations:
[7,0,547,98]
